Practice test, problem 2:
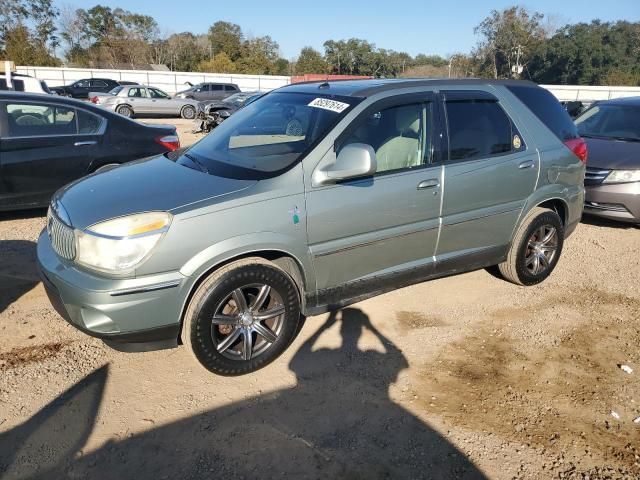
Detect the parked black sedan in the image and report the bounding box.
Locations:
[0,91,180,211]
[50,78,121,99]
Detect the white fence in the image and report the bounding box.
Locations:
[15,66,640,102]
[541,84,640,103]
[16,66,291,94]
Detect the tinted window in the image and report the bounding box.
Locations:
[73,80,91,88]
[91,80,108,87]
[340,103,432,173]
[0,79,7,89]
[211,85,223,91]
[5,103,77,137]
[446,100,512,161]
[77,109,104,134]
[507,85,578,141]
[224,85,237,91]
[575,104,640,141]
[13,79,25,92]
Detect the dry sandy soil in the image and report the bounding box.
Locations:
[1,119,639,479]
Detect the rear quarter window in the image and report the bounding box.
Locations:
[507,85,578,141]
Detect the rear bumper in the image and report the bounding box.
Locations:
[584,181,640,224]
[37,229,185,351]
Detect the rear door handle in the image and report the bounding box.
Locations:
[518,160,535,169]
[74,141,97,147]
[417,179,440,189]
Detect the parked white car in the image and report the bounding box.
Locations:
[0,72,52,94]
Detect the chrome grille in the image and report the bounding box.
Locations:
[47,209,76,260]
[585,167,611,185]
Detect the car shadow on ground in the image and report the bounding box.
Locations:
[0,240,39,314]
[0,308,487,479]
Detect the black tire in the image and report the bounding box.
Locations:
[116,105,133,118]
[181,105,196,119]
[498,207,564,286]
[182,258,301,376]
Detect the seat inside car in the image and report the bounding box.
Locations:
[375,105,422,171]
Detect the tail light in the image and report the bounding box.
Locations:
[155,134,180,152]
[564,137,588,164]
[90,96,99,104]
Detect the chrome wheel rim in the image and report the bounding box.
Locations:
[183,107,195,119]
[119,106,132,117]
[212,284,285,361]
[525,225,558,275]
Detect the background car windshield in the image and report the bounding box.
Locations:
[109,86,123,95]
[182,92,358,177]
[576,104,640,141]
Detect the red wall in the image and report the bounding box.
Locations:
[291,74,372,83]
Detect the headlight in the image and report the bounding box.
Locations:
[76,212,171,272]
[603,170,640,184]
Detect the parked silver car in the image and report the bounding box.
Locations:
[94,85,198,119]
[38,79,586,376]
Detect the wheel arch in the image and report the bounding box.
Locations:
[177,249,308,344]
[536,198,568,226]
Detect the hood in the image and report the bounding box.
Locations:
[54,156,256,229]
[585,137,640,170]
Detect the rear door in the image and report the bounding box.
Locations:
[0,100,105,209]
[210,84,225,100]
[126,87,152,114]
[90,79,111,93]
[435,90,538,269]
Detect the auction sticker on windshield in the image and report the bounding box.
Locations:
[308,98,350,113]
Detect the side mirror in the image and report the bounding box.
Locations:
[324,143,377,183]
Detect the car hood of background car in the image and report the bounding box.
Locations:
[585,137,640,170]
[53,156,257,229]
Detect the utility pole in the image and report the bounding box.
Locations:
[512,44,524,78]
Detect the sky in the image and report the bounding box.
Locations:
[57,0,640,59]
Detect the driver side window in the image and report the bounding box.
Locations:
[339,102,432,174]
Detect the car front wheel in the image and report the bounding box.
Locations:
[181,105,196,119]
[498,207,564,286]
[183,258,301,376]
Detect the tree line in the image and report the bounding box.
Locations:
[1,1,639,86]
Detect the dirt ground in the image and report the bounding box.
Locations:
[1,119,639,479]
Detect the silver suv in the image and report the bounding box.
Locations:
[38,79,586,376]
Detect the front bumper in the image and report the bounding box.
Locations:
[37,229,186,351]
[584,181,640,224]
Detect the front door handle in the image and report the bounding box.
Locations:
[74,141,97,147]
[518,160,535,169]
[417,179,440,189]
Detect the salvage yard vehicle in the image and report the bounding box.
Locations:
[174,82,240,101]
[193,91,264,133]
[0,91,180,211]
[38,79,586,376]
[93,85,198,119]
[577,97,640,224]
[50,78,121,99]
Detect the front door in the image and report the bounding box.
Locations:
[436,90,539,269]
[0,101,103,209]
[306,94,443,305]
[148,87,175,115]
[126,87,152,115]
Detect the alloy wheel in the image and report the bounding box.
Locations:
[211,284,285,361]
[524,225,558,275]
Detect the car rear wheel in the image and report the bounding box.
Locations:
[181,105,196,120]
[182,258,301,376]
[116,105,133,118]
[497,207,564,286]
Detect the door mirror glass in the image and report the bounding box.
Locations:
[324,143,377,182]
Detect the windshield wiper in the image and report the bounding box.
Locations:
[182,153,209,174]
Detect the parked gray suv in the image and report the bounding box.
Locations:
[174,82,240,101]
[38,79,586,376]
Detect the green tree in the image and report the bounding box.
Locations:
[474,6,546,79]
[3,24,59,65]
[1,0,59,61]
[295,47,327,74]
[208,21,243,61]
[197,52,236,73]
[235,35,280,74]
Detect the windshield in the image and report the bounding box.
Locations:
[109,86,123,95]
[225,92,251,107]
[576,104,640,141]
[179,92,360,179]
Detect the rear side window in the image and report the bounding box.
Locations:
[13,79,25,92]
[77,109,104,134]
[128,87,147,98]
[507,85,578,141]
[224,85,237,91]
[445,100,512,161]
[5,103,77,137]
[211,85,223,91]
